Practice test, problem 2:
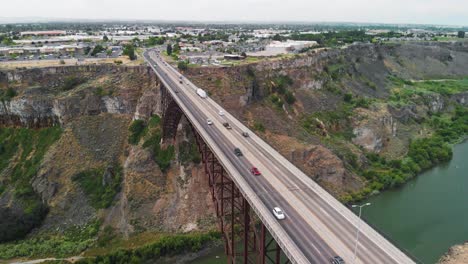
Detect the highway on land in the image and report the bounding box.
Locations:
[143,49,416,264]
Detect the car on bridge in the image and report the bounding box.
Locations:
[242,132,249,137]
[272,207,285,220]
[218,110,225,116]
[251,167,261,176]
[207,119,213,125]
[330,256,345,264]
[234,148,243,157]
[223,122,232,129]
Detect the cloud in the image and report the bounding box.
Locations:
[1,0,468,26]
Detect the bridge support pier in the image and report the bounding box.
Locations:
[161,85,184,143]
[190,124,290,264]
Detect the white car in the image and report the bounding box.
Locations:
[272,207,285,220]
[207,119,213,125]
[218,110,225,116]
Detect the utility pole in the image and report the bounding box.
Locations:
[352,202,372,263]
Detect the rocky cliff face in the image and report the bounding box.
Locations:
[0,66,159,128]
[111,118,215,236]
[185,41,468,196]
[0,65,215,240]
[439,242,468,264]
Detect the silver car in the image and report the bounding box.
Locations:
[272,207,285,220]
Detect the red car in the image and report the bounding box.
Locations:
[251,167,261,176]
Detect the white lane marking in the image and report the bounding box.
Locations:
[319,207,331,219]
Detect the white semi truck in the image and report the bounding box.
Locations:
[197,88,207,98]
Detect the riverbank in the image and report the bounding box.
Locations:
[439,242,468,264]
[358,140,468,263]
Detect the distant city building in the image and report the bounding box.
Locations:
[267,40,318,51]
[248,40,318,57]
[20,30,67,37]
[224,54,244,60]
[0,45,85,56]
[366,29,391,35]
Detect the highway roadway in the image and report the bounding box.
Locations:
[143,49,416,264]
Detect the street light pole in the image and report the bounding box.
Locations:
[352,202,371,264]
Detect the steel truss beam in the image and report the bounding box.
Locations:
[160,85,183,141]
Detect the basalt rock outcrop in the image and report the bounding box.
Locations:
[0,65,159,128]
[439,242,468,264]
[0,65,214,240]
[185,41,468,194]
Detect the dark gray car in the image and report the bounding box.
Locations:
[234,148,243,157]
[330,256,345,264]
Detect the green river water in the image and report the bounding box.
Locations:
[191,141,468,264]
[359,140,468,263]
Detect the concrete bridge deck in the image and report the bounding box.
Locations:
[143,49,416,264]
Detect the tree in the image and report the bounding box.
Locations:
[132,37,141,46]
[177,60,188,71]
[458,31,466,38]
[91,45,105,56]
[103,35,109,42]
[147,36,165,46]
[1,37,14,46]
[84,46,92,55]
[173,43,180,54]
[123,44,136,60]
[272,34,283,41]
[166,44,173,55]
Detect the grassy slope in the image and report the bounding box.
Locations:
[0,127,62,242]
[311,76,468,201]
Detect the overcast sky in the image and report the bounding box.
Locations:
[2,0,468,26]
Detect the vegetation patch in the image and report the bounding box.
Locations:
[388,76,468,106]
[0,220,100,259]
[0,127,62,242]
[72,166,122,209]
[0,87,17,101]
[289,30,402,47]
[299,75,467,202]
[343,106,466,202]
[128,119,146,145]
[429,107,468,143]
[324,63,346,80]
[179,140,201,164]
[62,76,85,91]
[141,115,176,172]
[302,105,354,140]
[265,74,296,107]
[91,45,105,57]
[177,60,188,71]
[122,44,136,60]
[76,231,221,264]
[252,121,265,133]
